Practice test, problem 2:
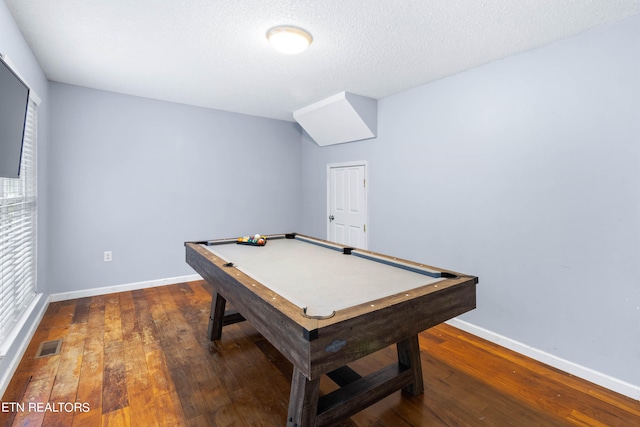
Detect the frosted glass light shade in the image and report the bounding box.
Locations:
[266,26,312,54]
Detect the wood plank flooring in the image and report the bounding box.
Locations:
[2,280,639,426]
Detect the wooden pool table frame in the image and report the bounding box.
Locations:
[185,233,477,427]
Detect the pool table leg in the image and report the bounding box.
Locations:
[397,334,424,395]
[207,291,226,341]
[207,289,248,341]
[287,367,320,427]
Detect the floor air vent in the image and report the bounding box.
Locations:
[35,339,62,358]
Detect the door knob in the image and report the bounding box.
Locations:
[329,215,335,222]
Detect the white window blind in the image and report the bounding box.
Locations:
[0,99,37,348]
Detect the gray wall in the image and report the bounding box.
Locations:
[49,83,302,293]
[300,15,640,386]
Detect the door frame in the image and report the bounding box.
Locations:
[326,160,369,249]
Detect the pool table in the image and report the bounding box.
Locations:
[185,233,477,427]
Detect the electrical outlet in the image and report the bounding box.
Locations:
[104,251,112,262]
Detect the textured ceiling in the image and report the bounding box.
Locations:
[5,0,640,121]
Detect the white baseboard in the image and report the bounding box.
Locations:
[49,274,202,302]
[447,318,640,401]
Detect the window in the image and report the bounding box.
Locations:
[0,98,37,350]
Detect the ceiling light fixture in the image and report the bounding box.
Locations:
[266,26,313,54]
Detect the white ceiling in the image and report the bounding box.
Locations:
[5,0,640,122]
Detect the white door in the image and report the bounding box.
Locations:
[327,162,367,249]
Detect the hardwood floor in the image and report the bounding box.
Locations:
[2,280,639,426]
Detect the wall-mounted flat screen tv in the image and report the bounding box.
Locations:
[0,55,31,179]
